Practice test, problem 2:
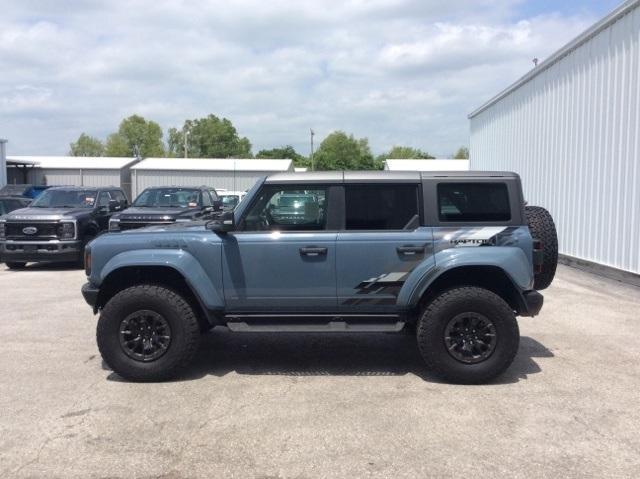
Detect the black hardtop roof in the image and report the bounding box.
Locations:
[142,185,210,190]
[46,185,122,192]
[265,170,519,183]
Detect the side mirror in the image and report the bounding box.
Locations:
[207,211,235,234]
[108,199,120,212]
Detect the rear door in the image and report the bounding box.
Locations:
[222,184,338,312]
[336,183,434,312]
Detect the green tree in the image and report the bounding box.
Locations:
[453,146,469,159]
[105,115,165,157]
[376,145,434,163]
[168,115,252,158]
[104,133,129,157]
[256,145,309,167]
[69,133,104,156]
[313,131,378,170]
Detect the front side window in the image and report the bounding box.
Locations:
[345,184,419,230]
[110,190,127,204]
[30,189,97,208]
[133,188,201,208]
[97,192,111,207]
[221,195,240,209]
[242,187,327,231]
[438,183,510,222]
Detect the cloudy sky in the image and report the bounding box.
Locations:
[0,0,621,157]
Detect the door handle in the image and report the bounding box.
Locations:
[300,246,327,256]
[397,245,425,255]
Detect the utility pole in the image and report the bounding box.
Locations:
[310,128,315,171]
[184,130,190,159]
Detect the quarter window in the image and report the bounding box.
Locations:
[242,187,327,231]
[438,183,510,222]
[344,184,420,230]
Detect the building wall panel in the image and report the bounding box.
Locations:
[27,169,121,189]
[470,5,640,274]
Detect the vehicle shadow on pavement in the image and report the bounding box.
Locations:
[107,329,554,384]
[3,262,80,272]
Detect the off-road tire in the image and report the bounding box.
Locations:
[417,287,520,384]
[525,205,558,290]
[5,261,27,270]
[97,285,200,381]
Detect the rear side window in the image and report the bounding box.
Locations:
[438,183,510,222]
[345,184,419,230]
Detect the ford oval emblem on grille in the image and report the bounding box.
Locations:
[22,226,38,235]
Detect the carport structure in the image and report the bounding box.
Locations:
[6,156,139,200]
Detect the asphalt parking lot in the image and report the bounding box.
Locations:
[0,264,639,478]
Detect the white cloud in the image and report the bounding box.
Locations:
[0,0,598,156]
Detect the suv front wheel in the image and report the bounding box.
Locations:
[97,285,201,381]
[417,286,519,384]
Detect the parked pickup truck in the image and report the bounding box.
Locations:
[0,186,128,268]
[82,171,558,384]
[108,186,223,232]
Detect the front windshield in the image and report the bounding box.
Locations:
[30,189,96,208]
[133,188,201,208]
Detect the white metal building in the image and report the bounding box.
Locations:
[6,156,139,199]
[384,159,469,171]
[469,0,640,277]
[131,158,294,197]
[0,139,7,187]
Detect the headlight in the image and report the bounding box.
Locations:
[57,222,75,239]
[109,218,120,231]
[0,220,6,240]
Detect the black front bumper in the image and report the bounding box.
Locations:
[82,282,99,310]
[1,241,82,263]
[521,290,544,317]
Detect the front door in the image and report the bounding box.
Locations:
[336,183,434,312]
[222,185,337,312]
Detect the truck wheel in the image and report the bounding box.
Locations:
[525,205,558,290]
[5,261,27,270]
[417,287,519,384]
[96,285,200,381]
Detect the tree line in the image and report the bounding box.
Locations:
[69,114,469,170]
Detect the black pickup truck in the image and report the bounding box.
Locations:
[108,186,222,232]
[0,186,128,268]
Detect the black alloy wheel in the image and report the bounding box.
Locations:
[119,310,171,362]
[444,312,497,364]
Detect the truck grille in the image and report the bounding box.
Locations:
[5,222,61,240]
[119,220,174,231]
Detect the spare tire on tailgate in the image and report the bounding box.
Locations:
[525,206,558,290]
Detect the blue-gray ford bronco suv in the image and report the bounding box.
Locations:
[82,171,558,384]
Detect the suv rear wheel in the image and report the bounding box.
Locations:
[417,287,519,384]
[96,284,200,381]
